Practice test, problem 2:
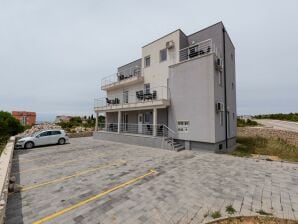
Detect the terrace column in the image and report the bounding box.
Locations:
[105,112,108,130]
[95,112,99,132]
[153,108,157,136]
[117,111,121,133]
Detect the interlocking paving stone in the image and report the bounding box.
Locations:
[5,137,298,223]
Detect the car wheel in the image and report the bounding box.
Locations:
[25,142,34,149]
[58,138,66,145]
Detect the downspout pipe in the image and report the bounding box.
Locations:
[222,27,228,149]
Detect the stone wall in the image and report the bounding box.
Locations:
[67,132,93,138]
[0,137,15,224]
[238,127,298,146]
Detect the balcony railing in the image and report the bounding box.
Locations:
[94,86,169,110]
[179,39,217,62]
[101,67,142,89]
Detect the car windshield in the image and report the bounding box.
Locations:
[31,131,42,137]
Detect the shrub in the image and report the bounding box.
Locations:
[237,118,258,127]
[211,211,221,219]
[225,205,236,215]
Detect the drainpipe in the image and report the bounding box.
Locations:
[222,27,228,149]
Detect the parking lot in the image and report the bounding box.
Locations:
[6,137,298,224]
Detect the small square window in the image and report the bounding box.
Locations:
[144,56,150,67]
[160,48,167,62]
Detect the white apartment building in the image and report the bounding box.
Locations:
[94,22,236,152]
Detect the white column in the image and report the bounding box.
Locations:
[95,112,98,132]
[117,111,121,133]
[153,108,157,136]
[105,112,108,130]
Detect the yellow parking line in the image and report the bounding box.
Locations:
[32,169,156,224]
[20,160,127,192]
[11,153,103,175]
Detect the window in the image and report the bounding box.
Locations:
[218,73,223,87]
[219,111,224,126]
[177,121,189,133]
[144,112,151,123]
[51,131,61,135]
[40,131,50,137]
[144,56,150,67]
[144,83,150,94]
[231,53,234,61]
[160,48,167,62]
[232,82,234,90]
[123,91,128,104]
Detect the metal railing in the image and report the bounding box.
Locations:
[101,66,142,88]
[94,86,169,109]
[179,39,216,62]
[98,123,167,136]
[162,125,176,150]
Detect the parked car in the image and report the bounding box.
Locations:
[15,129,69,149]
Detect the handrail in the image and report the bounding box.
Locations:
[101,66,142,88]
[179,39,215,62]
[94,86,169,109]
[162,124,175,150]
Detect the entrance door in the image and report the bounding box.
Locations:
[138,113,143,134]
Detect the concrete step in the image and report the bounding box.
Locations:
[174,145,185,152]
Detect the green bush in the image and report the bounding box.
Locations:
[0,111,24,137]
[0,111,24,154]
[237,118,258,127]
[254,113,298,122]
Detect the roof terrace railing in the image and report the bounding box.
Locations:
[179,39,217,62]
[101,66,142,88]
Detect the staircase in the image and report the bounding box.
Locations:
[162,125,185,152]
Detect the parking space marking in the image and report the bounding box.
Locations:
[19,160,127,192]
[32,169,156,224]
[11,153,103,175]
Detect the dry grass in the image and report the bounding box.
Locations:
[230,136,298,162]
[207,216,297,224]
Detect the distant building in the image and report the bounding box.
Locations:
[12,111,36,126]
[54,115,72,123]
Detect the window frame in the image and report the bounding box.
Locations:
[159,48,167,62]
[144,55,151,68]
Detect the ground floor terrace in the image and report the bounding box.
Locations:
[7,137,298,224]
[95,108,168,137]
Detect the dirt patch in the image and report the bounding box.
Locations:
[207,216,297,224]
[238,127,298,147]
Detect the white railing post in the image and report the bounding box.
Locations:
[117,111,121,133]
[95,112,99,132]
[153,108,157,136]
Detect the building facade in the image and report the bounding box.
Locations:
[12,111,36,126]
[94,22,236,152]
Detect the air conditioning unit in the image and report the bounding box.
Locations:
[216,102,224,112]
[215,58,223,72]
[166,41,174,49]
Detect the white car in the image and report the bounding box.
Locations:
[15,129,69,149]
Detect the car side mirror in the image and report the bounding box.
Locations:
[36,135,40,138]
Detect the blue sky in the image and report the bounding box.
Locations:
[0,0,297,121]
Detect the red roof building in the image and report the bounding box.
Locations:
[12,111,36,126]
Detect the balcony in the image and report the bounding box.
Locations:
[179,39,217,62]
[101,67,144,91]
[94,86,170,112]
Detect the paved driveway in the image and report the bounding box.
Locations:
[256,119,298,133]
[6,137,298,224]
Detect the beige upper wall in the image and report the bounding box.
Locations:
[141,30,182,94]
